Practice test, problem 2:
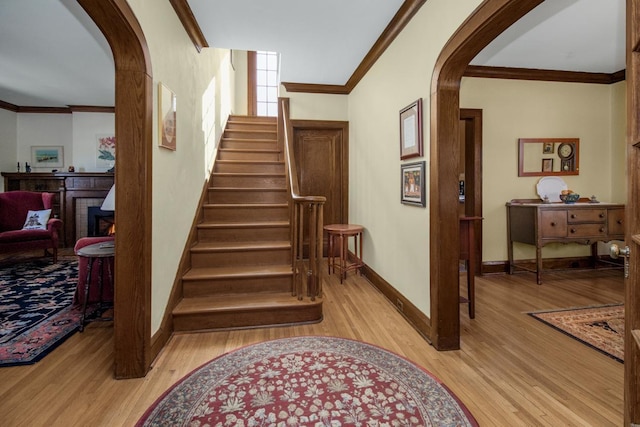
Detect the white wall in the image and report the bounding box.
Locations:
[460,77,626,262]
[347,0,483,316]
[0,109,18,192]
[71,112,115,172]
[129,0,239,334]
[16,114,72,173]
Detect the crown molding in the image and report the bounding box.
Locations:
[0,101,115,113]
[169,0,209,52]
[283,0,426,95]
[464,65,626,84]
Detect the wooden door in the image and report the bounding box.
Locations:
[626,0,640,423]
[292,120,349,255]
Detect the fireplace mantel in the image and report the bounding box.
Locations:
[2,172,114,247]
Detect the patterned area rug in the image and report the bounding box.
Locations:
[529,303,624,362]
[137,336,478,426]
[0,258,84,367]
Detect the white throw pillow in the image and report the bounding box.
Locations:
[22,209,51,230]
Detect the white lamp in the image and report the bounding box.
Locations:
[101,184,115,211]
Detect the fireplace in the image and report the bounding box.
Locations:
[87,207,114,237]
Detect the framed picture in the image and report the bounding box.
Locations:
[31,146,63,168]
[542,142,554,154]
[399,98,423,160]
[158,82,177,151]
[96,135,116,169]
[401,161,426,207]
[542,158,554,172]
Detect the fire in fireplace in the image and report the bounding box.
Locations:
[87,206,115,237]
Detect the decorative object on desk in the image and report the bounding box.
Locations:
[25,162,31,173]
[158,82,177,151]
[31,146,63,168]
[68,165,75,172]
[528,303,623,362]
[590,195,600,203]
[136,336,478,427]
[401,161,426,207]
[399,98,423,160]
[559,190,580,204]
[536,176,568,202]
[96,134,116,169]
[16,162,20,172]
[0,258,92,366]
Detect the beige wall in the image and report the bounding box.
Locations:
[610,81,627,203]
[129,0,239,333]
[347,0,482,315]
[460,77,627,262]
[280,86,349,121]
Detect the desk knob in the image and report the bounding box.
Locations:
[618,219,623,224]
[570,228,576,233]
[599,213,605,218]
[550,222,556,226]
[570,214,576,219]
[599,227,605,232]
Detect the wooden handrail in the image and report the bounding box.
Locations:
[278,97,326,300]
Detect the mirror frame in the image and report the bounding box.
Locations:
[518,138,579,177]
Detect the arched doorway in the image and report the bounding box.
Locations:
[429,0,544,349]
[77,0,153,378]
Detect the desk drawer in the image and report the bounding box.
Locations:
[567,223,607,238]
[608,208,625,235]
[567,209,606,223]
[540,210,567,238]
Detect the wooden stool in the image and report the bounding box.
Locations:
[75,241,114,331]
[324,224,364,284]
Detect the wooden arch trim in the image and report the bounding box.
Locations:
[429,0,543,350]
[77,0,153,378]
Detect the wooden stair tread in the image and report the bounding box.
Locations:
[203,203,288,208]
[183,264,292,280]
[215,160,283,165]
[211,172,285,177]
[209,187,286,192]
[218,147,279,153]
[222,137,277,142]
[197,221,289,229]
[174,293,320,314]
[191,240,290,251]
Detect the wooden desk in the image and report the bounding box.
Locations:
[460,216,483,319]
[506,199,624,284]
[324,224,364,284]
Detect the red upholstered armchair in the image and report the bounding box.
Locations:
[74,236,114,304]
[0,191,63,262]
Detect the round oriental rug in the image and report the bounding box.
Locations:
[137,336,478,426]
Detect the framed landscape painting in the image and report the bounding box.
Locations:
[31,146,63,168]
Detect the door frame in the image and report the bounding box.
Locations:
[625,1,640,424]
[430,0,544,350]
[460,108,483,275]
[78,0,153,378]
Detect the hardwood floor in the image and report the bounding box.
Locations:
[0,263,623,426]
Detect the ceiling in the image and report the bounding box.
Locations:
[0,0,625,109]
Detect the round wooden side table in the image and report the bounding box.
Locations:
[324,224,364,284]
[75,241,114,331]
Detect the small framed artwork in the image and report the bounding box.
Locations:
[401,161,426,207]
[399,98,423,160]
[542,142,554,154]
[542,158,553,172]
[158,82,177,151]
[31,146,63,168]
[96,135,116,168]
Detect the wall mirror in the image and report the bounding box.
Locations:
[518,138,579,177]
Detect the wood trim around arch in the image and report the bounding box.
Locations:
[77,0,153,379]
[429,0,544,350]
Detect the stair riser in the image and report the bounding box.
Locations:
[224,130,277,140]
[229,115,276,124]
[217,150,280,161]
[203,206,288,222]
[211,175,286,188]
[225,122,276,131]
[197,226,289,242]
[173,304,323,331]
[183,276,293,297]
[190,248,291,268]
[208,190,288,204]
[214,162,284,174]
[221,140,277,150]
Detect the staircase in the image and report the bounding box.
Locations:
[172,115,323,332]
